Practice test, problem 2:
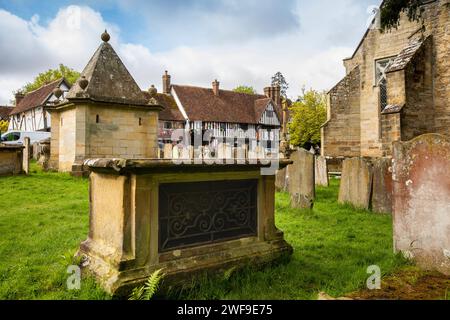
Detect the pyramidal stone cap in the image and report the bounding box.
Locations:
[65,31,160,108]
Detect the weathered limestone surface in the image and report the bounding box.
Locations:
[372,157,393,214]
[288,149,315,209]
[338,157,373,209]
[275,167,287,192]
[0,145,23,176]
[22,137,30,175]
[79,159,293,296]
[392,134,450,275]
[315,156,329,187]
[322,1,450,158]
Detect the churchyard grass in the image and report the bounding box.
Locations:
[0,163,405,300]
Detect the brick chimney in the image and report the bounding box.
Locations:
[272,85,281,107]
[162,70,171,94]
[212,79,220,96]
[15,92,25,106]
[264,85,281,107]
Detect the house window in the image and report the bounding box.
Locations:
[164,122,173,129]
[96,115,100,123]
[266,110,274,118]
[139,118,142,126]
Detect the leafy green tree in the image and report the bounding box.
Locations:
[271,72,289,98]
[380,0,424,31]
[233,85,256,95]
[288,88,327,148]
[0,120,8,135]
[21,64,80,94]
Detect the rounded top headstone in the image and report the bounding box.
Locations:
[101,30,110,42]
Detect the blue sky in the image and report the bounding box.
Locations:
[0,0,380,104]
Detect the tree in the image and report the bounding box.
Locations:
[380,0,424,31]
[288,88,327,148]
[233,85,256,95]
[271,72,289,98]
[0,120,8,135]
[21,64,80,94]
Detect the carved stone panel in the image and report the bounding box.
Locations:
[159,179,258,252]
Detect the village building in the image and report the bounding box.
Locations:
[48,29,287,174]
[147,72,285,155]
[0,106,13,122]
[321,0,449,158]
[8,78,71,132]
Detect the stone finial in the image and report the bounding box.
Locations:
[53,86,63,100]
[78,76,89,90]
[101,30,110,42]
[148,84,157,96]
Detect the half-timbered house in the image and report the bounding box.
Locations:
[8,78,70,132]
[146,72,285,153]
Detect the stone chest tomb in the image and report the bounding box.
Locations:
[79,158,293,295]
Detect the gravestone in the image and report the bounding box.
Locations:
[288,149,315,209]
[275,167,288,192]
[22,137,30,175]
[172,145,180,159]
[79,158,293,295]
[338,157,373,209]
[392,134,450,275]
[163,144,173,159]
[372,157,393,214]
[0,145,23,175]
[37,139,51,171]
[218,143,233,159]
[315,156,329,187]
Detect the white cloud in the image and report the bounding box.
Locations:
[0,2,373,105]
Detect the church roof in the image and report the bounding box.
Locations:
[386,36,431,73]
[66,34,149,106]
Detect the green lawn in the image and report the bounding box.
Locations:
[0,163,405,300]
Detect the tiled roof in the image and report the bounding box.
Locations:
[381,104,404,114]
[386,37,430,73]
[66,42,150,106]
[142,91,185,121]
[171,85,281,124]
[9,78,67,115]
[0,106,13,120]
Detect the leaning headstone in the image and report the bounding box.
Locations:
[32,142,40,160]
[372,157,393,214]
[392,134,450,276]
[288,149,315,209]
[22,137,30,175]
[315,156,329,187]
[275,167,288,192]
[338,157,373,209]
[37,140,51,171]
[172,145,180,159]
